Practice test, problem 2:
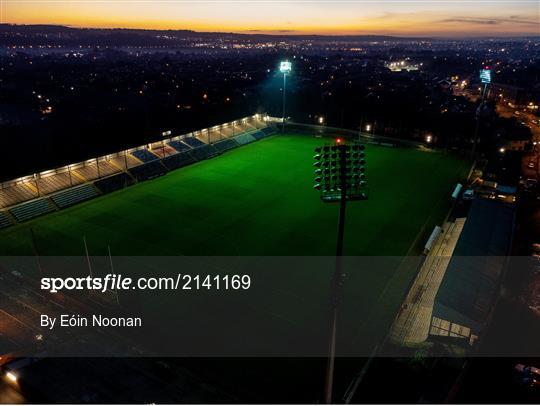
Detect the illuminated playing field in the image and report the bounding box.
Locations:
[0,134,468,257]
[0,133,469,354]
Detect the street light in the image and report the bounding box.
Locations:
[5,371,18,384]
[365,124,371,132]
[314,140,367,404]
[279,60,292,133]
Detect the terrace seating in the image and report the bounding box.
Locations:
[251,131,266,140]
[161,152,196,170]
[131,149,159,163]
[213,139,238,153]
[10,198,55,222]
[0,183,37,208]
[167,140,192,153]
[97,160,122,177]
[261,126,276,136]
[182,137,207,149]
[94,173,135,194]
[252,118,267,128]
[220,125,235,138]
[190,144,219,161]
[244,122,259,132]
[51,183,100,208]
[74,163,100,181]
[108,154,141,170]
[72,160,120,182]
[233,133,257,146]
[232,122,251,134]
[0,211,13,229]
[149,144,178,158]
[209,128,229,144]
[37,171,82,196]
[129,161,167,181]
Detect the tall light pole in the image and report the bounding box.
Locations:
[314,139,368,403]
[280,60,292,133]
[472,67,491,158]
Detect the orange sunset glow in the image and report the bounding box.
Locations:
[2,0,539,37]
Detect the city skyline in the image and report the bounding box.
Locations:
[2,0,539,37]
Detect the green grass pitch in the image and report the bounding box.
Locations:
[0,133,468,258]
[0,133,469,352]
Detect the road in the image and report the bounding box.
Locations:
[455,86,540,179]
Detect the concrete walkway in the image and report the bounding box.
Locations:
[388,218,466,346]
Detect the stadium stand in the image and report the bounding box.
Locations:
[233,133,257,146]
[161,152,196,170]
[205,128,222,144]
[74,163,100,181]
[261,127,276,136]
[73,160,121,182]
[0,183,38,208]
[131,149,159,163]
[98,160,122,177]
[182,137,207,149]
[244,121,259,132]
[108,154,141,170]
[0,115,273,226]
[190,144,219,161]
[431,198,515,342]
[251,131,267,140]
[51,183,100,208]
[231,122,250,134]
[10,198,55,222]
[253,118,267,128]
[37,171,83,195]
[213,139,238,153]
[0,210,13,229]
[149,144,178,158]
[167,140,192,153]
[94,173,135,194]
[129,161,167,181]
[220,125,235,138]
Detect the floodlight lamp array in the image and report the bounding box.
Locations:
[313,143,368,202]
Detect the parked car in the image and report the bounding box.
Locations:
[462,189,474,200]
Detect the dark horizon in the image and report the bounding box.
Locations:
[1,23,538,41]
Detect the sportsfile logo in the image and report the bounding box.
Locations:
[41,274,252,293]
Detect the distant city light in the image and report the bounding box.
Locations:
[426,135,433,143]
[365,124,372,132]
[336,137,342,144]
[499,147,505,153]
[279,60,292,74]
[318,116,324,124]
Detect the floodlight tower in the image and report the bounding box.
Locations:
[313,139,367,404]
[472,67,492,158]
[279,60,292,133]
